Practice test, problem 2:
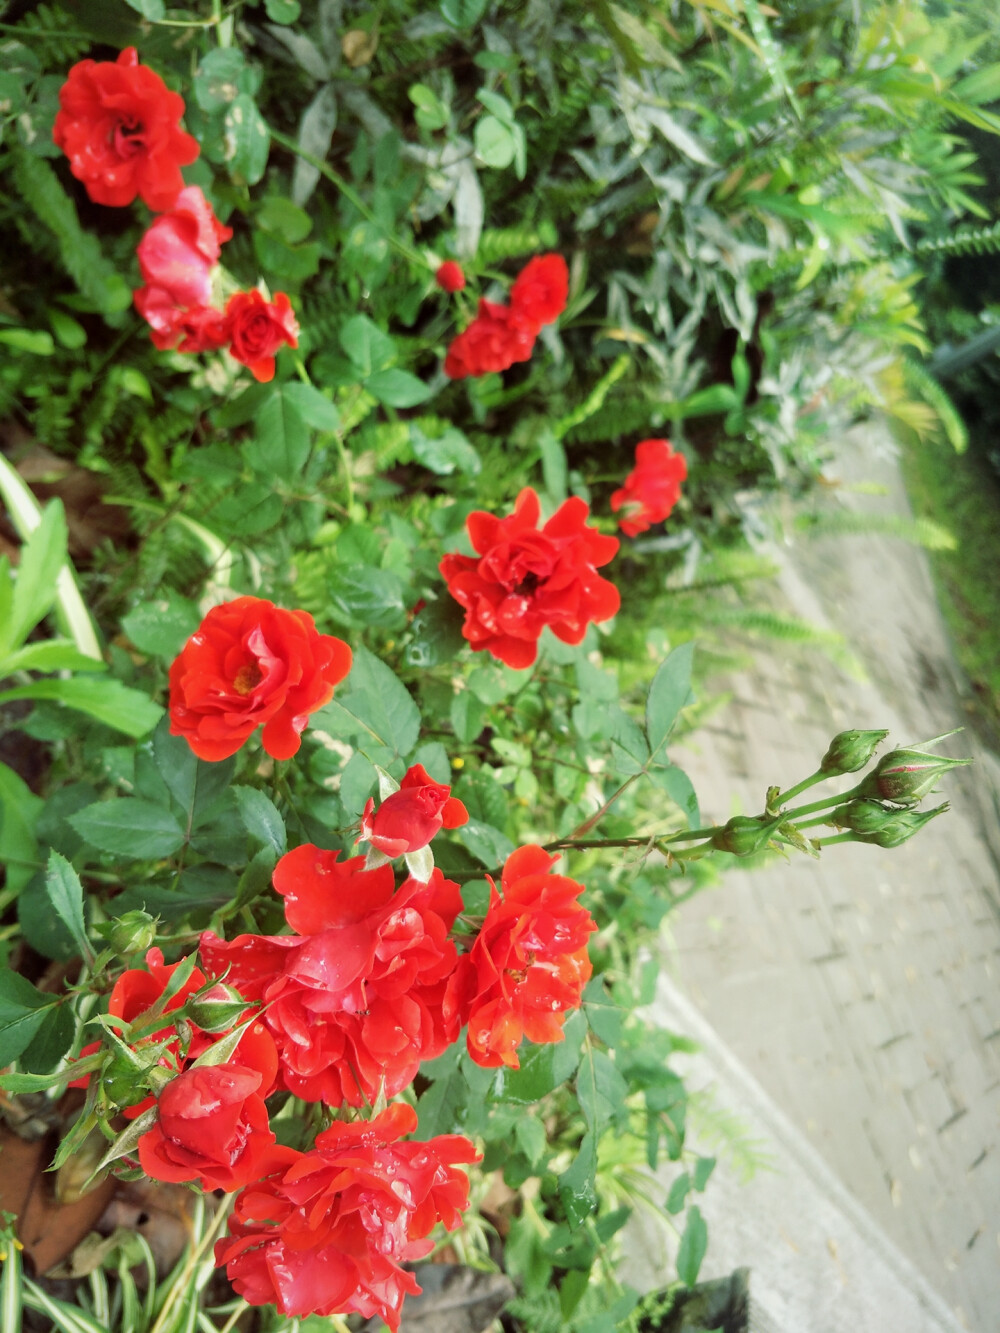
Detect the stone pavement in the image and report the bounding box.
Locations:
[661,424,1000,1331]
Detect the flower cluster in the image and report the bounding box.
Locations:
[444,254,568,378]
[440,486,620,668]
[53,50,299,380]
[215,1104,477,1330]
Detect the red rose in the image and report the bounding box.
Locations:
[53,48,199,211]
[136,186,231,308]
[610,439,688,537]
[443,298,536,379]
[168,596,351,762]
[510,254,569,332]
[444,844,596,1068]
[215,1103,478,1329]
[358,763,468,859]
[200,854,461,1106]
[439,487,620,669]
[435,260,466,293]
[133,291,231,352]
[224,289,300,383]
[138,1055,286,1193]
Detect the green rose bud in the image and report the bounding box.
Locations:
[856,741,970,806]
[97,910,157,957]
[831,798,901,836]
[852,802,949,848]
[187,985,250,1034]
[710,815,779,857]
[820,729,889,776]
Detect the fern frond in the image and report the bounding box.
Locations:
[795,510,957,550]
[565,393,666,445]
[901,360,969,454]
[505,1290,563,1333]
[687,1089,775,1184]
[916,219,1000,258]
[477,222,559,265]
[11,151,128,320]
[12,2,89,62]
[697,605,846,649]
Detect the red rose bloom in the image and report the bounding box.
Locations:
[215,1103,478,1330]
[443,298,536,379]
[225,290,300,383]
[439,487,620,669]
[200,851,461,1106]
[53,48,199,211]
[444,844,596,1069]
[359,763,469,858]
[435,260,466,293]
[510,254,569,332]
[136,186,231,308]
[610,439,688,538]
[134,291,232,352]
[168,597,351,762]
[138,1053,286,1193]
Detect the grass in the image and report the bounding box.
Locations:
[898,431,1000,744]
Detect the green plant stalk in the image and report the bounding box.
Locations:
[773,770,828,805]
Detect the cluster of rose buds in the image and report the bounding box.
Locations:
[53,49,299,380]
[444,253,569,378]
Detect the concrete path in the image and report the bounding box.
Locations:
[661,424,1000,1331]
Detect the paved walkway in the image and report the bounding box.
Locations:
[662,424,1000,1331]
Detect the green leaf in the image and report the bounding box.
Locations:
[339,752,377,817]
[404,598,466,668]
[366,368,433,408]
[232,786,286,854]
[19,1001,74,1075]
[0,761,43,895]
[415,1048,468,1138]
[47,307,86,350]
[0,678,163,738]
[339,315,397,377]
[410,425,480,476]
[515,1116,547,1167]
[233,845,279,912]
[124,0,165,17]
[558,1131,598,1228]
[475,115,516,168]
[292,83,339,206]
[539,429,568,504]
[326,565,408,631]
[245,385,310,478]
[257,195,313,243]
[0,328,54,355]
[457,819,515,868]
[0,640,107,676]
[676,1204,708,1286]
[152,718,236,828]
[44,852,91,963]
[265,0,301,21]
[693,1155,716,1191]
[577,1043,628,1138]
[282,381,339,430]
[440,0,488,28]
[0,969,54,1066]
[224,93,271,187]
[8,498,66,652]
[645,642,695,761]
[318,645,420,764]
[121,589,200,659]
[666,1173,690,1214]
[69,799,185,860]
[649,762,700,827]
[450,690,486,744]
[496,1041,564,1104]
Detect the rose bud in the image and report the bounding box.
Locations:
[187,984,252,1034]
[224,289,300,383]
[358,763,468,858]
[710,814,780,857]
[435,260,466,293]
[819,729,889,776]
[851,802,949,848]
[830,798,901,836]
[856,740,970,806]
[97,909,158,957]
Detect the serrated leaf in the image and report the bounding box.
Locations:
[121,590,200,659]
[558,1131,597,1228]
[645,642,695,761]
[339,752,377,816]
[366,368,433,408]
[318,645,420,764]
[440,0,487,28]
[0,760,43,895]
[339,315,397,377]
[153,718,236,828]
[283,381,339,430]
[577,1043,628,1138]
[0,968,55,1066]
[232,786,286,855]
[44,851,91,963]
[245,385,310,478]
[19,1001,74,1074]
[69,799,185,860]
[194,47,246,112]
[411,425,480,476]
[404,597,466,668]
